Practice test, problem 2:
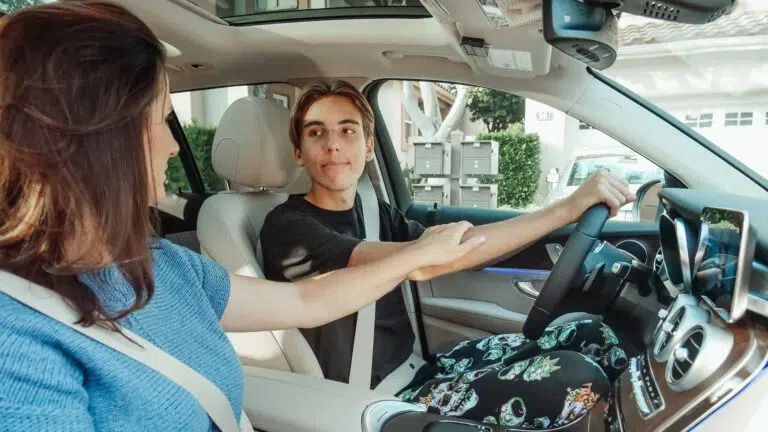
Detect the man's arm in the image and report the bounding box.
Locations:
[349,204,568,281]
[349,170,635,281]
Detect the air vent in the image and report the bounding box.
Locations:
[666,323,733,392]
[670,329,703,381]
[643,1,681,21]
[653,303,708,363]
[655,307,685,355]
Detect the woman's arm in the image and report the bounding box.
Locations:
[220,222,485,332]
[0,311,95,431]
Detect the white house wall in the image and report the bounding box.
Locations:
[171,86,250,127]
[608,41,768,179]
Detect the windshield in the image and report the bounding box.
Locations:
[604,0,768,181]
[567,155,663,187]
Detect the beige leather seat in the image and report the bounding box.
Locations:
[196,96,323,378]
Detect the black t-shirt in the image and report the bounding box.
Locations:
[260,194,425,388]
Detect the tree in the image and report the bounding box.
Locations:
[401,81,468,143]
[0,0,45,14]
[165,122,224,193]
[467,88,525,133]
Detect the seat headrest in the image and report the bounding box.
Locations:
[211,97,300,189]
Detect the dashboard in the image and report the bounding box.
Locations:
[655,188,768,319]
[606,188,768,432]
[366,188,768,432]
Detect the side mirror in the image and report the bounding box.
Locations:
[633,179,663,222]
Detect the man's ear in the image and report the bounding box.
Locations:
[365,136,375,162]
[294,147,305,166]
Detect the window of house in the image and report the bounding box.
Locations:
[375,80,665,222]
[167,83,300,194]
[684,113,713,128]
[403,118,414,152]
[724,111,753,127]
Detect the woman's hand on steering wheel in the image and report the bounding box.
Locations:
[561,170,637,222]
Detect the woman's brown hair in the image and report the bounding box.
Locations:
[289,80,375,150]
[0,1,166,330]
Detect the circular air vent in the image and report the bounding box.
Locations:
[670,329,703,381]
[666,324,733,392]
[653,303,708,363]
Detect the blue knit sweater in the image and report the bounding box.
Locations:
[0,239,243,431]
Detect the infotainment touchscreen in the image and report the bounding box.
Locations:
[693,207,756,322]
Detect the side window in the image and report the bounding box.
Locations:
[167,83,300,194]
[376,80,664,222]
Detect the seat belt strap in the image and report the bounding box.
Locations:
[349,169,379,389]
[0,270,248,432]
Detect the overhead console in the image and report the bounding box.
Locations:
[541,0,737,69]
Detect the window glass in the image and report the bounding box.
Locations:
[184,0,425,23]
[724,112,753,127]
[684,113,713,128]
[168,83,300,194]
[376,81,665,222]
[604,0,768,181]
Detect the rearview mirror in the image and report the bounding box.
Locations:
[542,0,737,70]
[542,0,619,70]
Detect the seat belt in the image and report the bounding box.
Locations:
[0,270,251,432]
[349,169,379,389]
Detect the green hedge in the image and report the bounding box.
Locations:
[477,123,541,208]
[165,122,224,193]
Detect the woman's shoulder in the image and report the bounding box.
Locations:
[0,287,84,364]
[151,238,231,317]
[151,237,216,280]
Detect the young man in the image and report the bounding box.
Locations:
[260,80,634,427]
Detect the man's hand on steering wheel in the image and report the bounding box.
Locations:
[522,170,638,340]
[561,170,637,223]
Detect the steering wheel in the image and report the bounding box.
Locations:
[522,204,610,340]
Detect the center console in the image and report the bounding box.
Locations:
[607,294,768,432]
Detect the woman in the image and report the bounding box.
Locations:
[0,2,485,430]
